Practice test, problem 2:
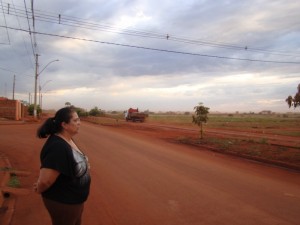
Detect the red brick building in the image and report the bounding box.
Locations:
[0,97,27,120]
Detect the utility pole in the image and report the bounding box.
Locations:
[5,83,7,98]
[40,93,43,116]
[33,57,59,119]
[12,74,15,100]
[34,53,39,118]
[39,85,41,106]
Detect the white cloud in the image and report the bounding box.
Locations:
[115,10,152,28]
[1,0,299,113]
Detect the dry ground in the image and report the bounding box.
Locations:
[84,117,300,170]
[0,117,300,225]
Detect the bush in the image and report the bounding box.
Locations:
[89,107,104,116]
[27,104,41,116]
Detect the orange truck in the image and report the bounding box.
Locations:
[124,108,148,122]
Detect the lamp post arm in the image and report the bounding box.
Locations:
[38,59,59,77]
[33,57,59,119]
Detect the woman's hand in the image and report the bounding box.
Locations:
[33,182,38,193]
[34,168,60,194]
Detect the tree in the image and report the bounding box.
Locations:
[286,83,300,109]
[65,102,71,107]
[75,107,88,117]
[28,104,41,116]
[89,107,102,116]
[192,103,210,139]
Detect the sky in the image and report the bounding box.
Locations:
[0,0,299,113]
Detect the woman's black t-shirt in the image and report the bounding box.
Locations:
[40,135,91,204]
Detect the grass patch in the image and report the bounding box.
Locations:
[147,113,300,135]
[1,168,22,188]
[210,138,233,150]
[176,136,191,144]
[259,138,269,144]
[0,167,12,171]
[185,135,300,165]
[7,174,21,188]
[148,114,193,126]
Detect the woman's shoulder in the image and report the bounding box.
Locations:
[44,135,71,150]
[41,136,72,160]
[48,134,66,143]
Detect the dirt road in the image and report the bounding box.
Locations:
[1,122,300,225]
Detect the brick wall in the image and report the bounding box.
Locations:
[0,98,24,120]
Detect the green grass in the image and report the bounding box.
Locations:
[84,113,300,137]
[147,113,300,136]
[148,114,193,125]
[84,112,300,132]
[7,174,21,188]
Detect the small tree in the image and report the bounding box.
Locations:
[192,103,209,139]
[286,83,300,109]
[65,102,72,107]
[75,107,88,117]
[89,107,102,116]
[28,104,41,116]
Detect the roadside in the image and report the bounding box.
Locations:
[0,153,15,225]
[0,119,41,225]
[0,118,25,125]
[82,117,300,171]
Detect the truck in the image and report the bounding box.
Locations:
[124,108,148,122]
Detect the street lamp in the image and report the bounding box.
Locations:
[39,80,52,111]
[33,54,59,118]
[39,80,52,107]
[40,89,52,119]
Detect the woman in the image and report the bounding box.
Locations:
[34,107,91,225]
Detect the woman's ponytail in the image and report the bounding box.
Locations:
[37,117,56,138]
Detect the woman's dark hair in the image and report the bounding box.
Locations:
[37,107,76,138]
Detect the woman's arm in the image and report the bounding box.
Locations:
[34,168,60,194]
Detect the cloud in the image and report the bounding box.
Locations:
[0,0,299,113]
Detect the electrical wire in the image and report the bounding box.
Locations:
[22,0,35,57]
[0,66,14,72]
[30,0,38,51]
[0,0,11,44]
[30,8,300,57]
[1,1,299,58]
[2,25,300,64]
[11,0,34,69]
[0,65,34,77]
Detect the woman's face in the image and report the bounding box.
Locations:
[63,112,81,136]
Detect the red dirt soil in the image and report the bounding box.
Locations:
[0,118,299,225]
[97,120,300,170]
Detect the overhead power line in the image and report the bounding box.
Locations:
[23,0,35,57]
[2,25,300,65]
[0,66,14,72]
[11,0,34,69]
[1,1,299,58]
[0,0,11,44]
[0,66,33,78]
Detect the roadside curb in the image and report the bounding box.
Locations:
[0,154,14,225]
[0,154,31,225]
